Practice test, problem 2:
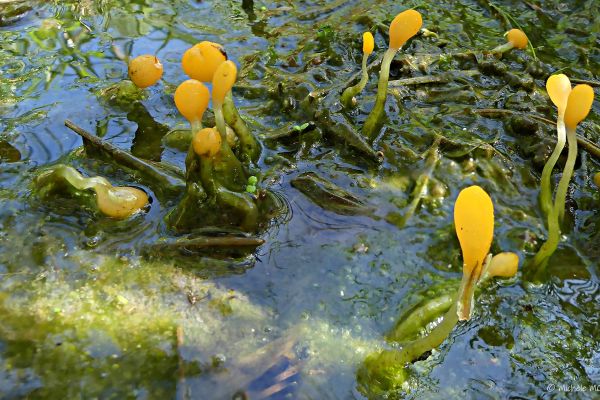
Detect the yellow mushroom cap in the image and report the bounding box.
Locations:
[192,127,222,157]
[564,84,595,129]
[212,60,237,105]
[389,9,423,50]
[174,79,210,124]
[128,55,163,88]
[454,185,494,276]
[487,252,519,278]
[506,28,528,49]
[594,172,600,188]
[363,32,374,55]
[95,185,148,219]
[182,41,228,82]
[546,74,572,116]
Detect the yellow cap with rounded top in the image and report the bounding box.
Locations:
[128,55,163,88]
[363,32,374,55]
[486,252,519,278]
[212,60,237,105]
[95,185,148,219]
[389,9,423,50]
[182,41,227,82]
[564,84,594,129]
[454,185,494,276]
[174,79,210,124]
[506,29,528,49]
[192,127,222,157]
[546,74,572,115]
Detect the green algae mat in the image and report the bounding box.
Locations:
[1,0,600,399]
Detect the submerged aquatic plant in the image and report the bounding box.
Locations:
[362,9,422,141]
[491,28,528,54]
[532,84,595,278]
[358,185,518,395]
[128,55,163,88]
[35,164,148,219]
[340,31,374,108]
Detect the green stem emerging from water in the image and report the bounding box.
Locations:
[223,91,261,163]
[213,102,247,190]
[539,118,566,219]
[362,48,397,142]
[341,53,370,108]
[555,127,578,224]
[531,127,577,280]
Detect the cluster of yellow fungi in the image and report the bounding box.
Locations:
[362,9,423,140]
[532,77,595,277]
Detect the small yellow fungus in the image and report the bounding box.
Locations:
[454,185,494,320]
[95,184,148,219]
[182,41,228,82]
[174,79,210,125]
[546,74,571,116]
[594,172,600,188]
[389,9,423,50]
[128,55,163,88]
[506,28,528,49]
[192,127,222,158]
[564,84,595,129]
[363,32,374,55]
[212,60,238,105]
[486,252,519,279]
[454,186,494,277]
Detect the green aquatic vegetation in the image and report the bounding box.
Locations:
[362,9,422,141]
[291,172,374,216]
[531,84,595,279]
[34,164,149,219]
[340,31,374,108]
[358,186,519,395]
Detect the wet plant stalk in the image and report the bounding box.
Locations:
[555,127,578,224]
[223,92,261,163]
[362,48,397,142]
[539,118,566,218]
[386,292,454,343]
[341,53,369,108]
[200,156,258,231]
[376,302,458,368]
[532,127,577,279]
[212,102,247,189]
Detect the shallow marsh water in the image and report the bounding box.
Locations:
[0,0,600,399]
